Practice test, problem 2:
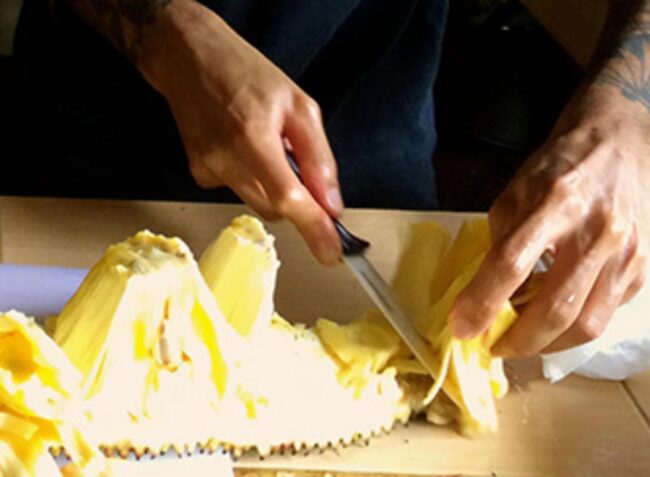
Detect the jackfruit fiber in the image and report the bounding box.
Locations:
[1,212,528,472]
[199,215,279,338]
[48,218,408,455]
[0,311,107,476]
[394,219,517,435]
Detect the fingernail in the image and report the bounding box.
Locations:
[451,317,476,340]
[327,187,344,215]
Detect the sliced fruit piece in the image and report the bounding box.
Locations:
[429,218,490,305]
[199,215,279,338]
[315,317,401,394]
[392,221,451,333]
[0,311,107,476]
[0,310,81,420]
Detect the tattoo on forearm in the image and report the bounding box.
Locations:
[595,2,650,113]
[67,0,172,58]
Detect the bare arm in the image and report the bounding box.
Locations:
[64,0,172,60]
[62,0,344,265]
[594,1,650,111]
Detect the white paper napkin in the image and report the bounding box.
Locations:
[542,280,650,382]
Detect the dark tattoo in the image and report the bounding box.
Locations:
[594,2,650,113]
[67,0,172,58]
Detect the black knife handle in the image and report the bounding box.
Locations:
[286,152,369,256]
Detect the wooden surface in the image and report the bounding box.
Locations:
[1,196,650,476]
[627,369,650,426]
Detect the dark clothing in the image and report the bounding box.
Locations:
[10,0,448,209]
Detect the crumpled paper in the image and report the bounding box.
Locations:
[542,280,650,382]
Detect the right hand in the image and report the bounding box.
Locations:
[137,0,343,264]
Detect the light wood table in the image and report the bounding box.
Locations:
[1,196,649,476]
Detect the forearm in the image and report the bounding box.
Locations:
[64,0,237,95]
[64,0,173,60]
[592,0,650,114]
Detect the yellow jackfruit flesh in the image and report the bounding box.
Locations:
[52,230,249,451]
[199,215,279,337]
[2,212,524,470]
[45,220,407,455]
[401,219,517,435]
[0,311,106,476]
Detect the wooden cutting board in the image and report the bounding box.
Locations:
[1,196,649,476]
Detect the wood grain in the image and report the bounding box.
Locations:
[627,369,650,427]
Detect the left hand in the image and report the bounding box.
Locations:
[450,85,650,357]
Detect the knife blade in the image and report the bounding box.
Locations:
[285,153,442,381]
[343,253,444,379]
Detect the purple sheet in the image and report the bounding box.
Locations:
[0,264,88,316]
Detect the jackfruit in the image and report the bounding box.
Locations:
[385,219,518,435]
[1,212,527,467]
[199,215,279,337]
[52,230,249,452]
[47,222,408,456]
[0,311,106,476]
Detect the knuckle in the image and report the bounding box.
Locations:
[274,185,307,216]
[576,316,607,342]
[547,173,574,201]
[493,239,524,275]
[295,94,322,120]
[545,299,578,331]
[460,295,495,325]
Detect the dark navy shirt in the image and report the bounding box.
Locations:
[13,0,448,209]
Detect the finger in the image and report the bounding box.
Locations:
[619,227,646,304]
[237,123,342,265]
[190,152,279,220]
[621,269,645,304]
[492,233,610,357]
[450,206,569,340]
[284,95,343,217]
[217,160,280,221]
[543,250,646,353]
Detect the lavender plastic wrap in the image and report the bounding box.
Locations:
[0,264,88,316]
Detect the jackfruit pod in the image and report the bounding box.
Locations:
[422,220,518,435]
[199,215,279,338]
[0,312,107,476]
[385,218,518,434]
[52,231,247,434]
[0,421,60,477]
[0,310,80,420]
[391,221,451,333]
[429,219,490,306]
[315,317,401,393]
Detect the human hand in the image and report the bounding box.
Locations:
[450,85,649,356]
[137,0,342,264]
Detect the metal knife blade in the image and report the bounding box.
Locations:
[343,253,443,380]
[284,151,441,381]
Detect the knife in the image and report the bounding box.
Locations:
[286,153,443,381]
